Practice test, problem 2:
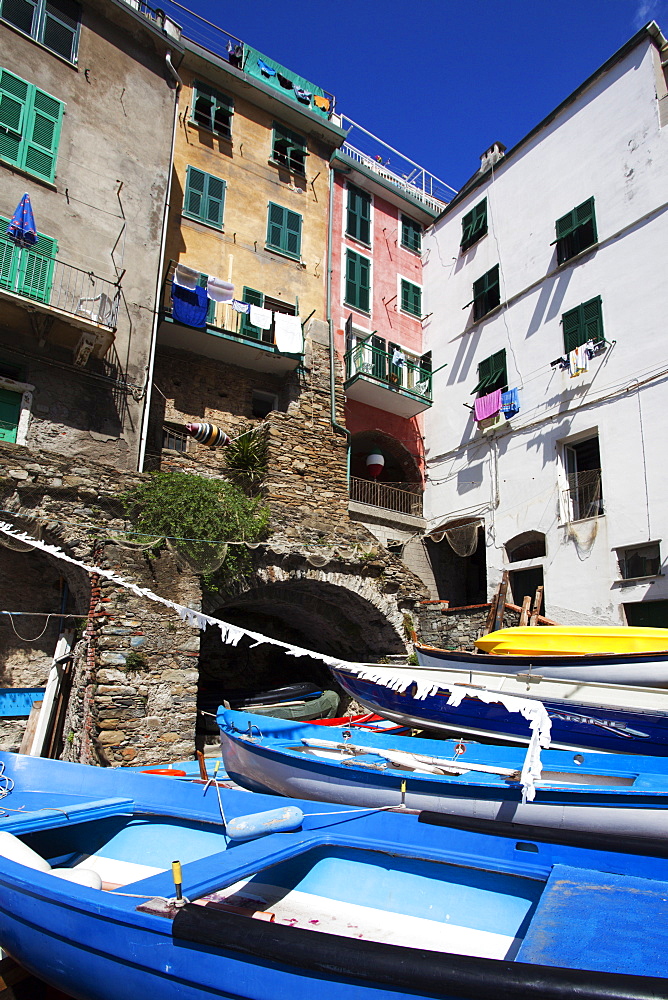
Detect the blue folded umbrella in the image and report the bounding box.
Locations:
[6,193,37,247]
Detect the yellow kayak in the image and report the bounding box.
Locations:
[475,626,668,657]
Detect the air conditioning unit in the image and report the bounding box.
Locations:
[73,333,97,367]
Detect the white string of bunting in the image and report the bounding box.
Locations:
[0,520,347,671]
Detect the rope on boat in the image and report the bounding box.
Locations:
[0,762,13,800]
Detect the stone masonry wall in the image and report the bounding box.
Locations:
[416,602,523,651]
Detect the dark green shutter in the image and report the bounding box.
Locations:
[472,265,499,319]
[401,216,421,253]
[192,82,233,137]
[196,272,216,325]
[0,69,28,167]
[272,123,306,173]
[266,203,302,258]
[241,286,264,340]
[347,184,370,244]
[184,167,225,228]
[204,174,225,227]
[24,86,63,182]
[345,251,370,312]
[401,279,421,317]
[372,335,386,380]
[461,199,487,250]
[473,349,507,395]
[555,198,596,264]
[18,232,57,302]
[562,297,603,353]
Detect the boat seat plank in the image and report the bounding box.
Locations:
[0,798,135,834]
[516,864,668,976]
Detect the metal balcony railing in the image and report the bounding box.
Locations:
[120,0,182,40]
[0,252,120,330]
[339,117,457,210]
[350,478,423,517]
[344,343,432,401]
[563,469,604,521]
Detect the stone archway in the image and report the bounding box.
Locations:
[350,430,422,486]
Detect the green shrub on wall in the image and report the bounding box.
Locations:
[122,471,270,590]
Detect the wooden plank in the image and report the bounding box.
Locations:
[196,751,208,781]
[529,585,544,626]
[491,571,509,633]
[482,591,499,636]
[29,631,74,758]
[519,594,532,626]
[18,701,43,755]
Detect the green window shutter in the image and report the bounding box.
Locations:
[347,184,370,244]
[266,202,301,257]
[18,231,57,302]
[241,286,263,340]
[555,198,596,264]
[0,229,19,291]
[562,297,602,352]
[345,250,370,312]
[473,349,507,395]
[22,86,63,182]
[191,81,233,137]
[272,123,307,173]
[401,279,421,317]
[472,264,499,320]
[184,166,206,219]
[204,174,225,228]
[196,272,216,324]
[184,167,225,229]
[401,216,421,253]
[461,198,487,250]
[0,387,21,443]
[0,69,29,167]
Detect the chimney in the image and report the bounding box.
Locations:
[479,142,506,173]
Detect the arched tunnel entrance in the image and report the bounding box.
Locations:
[196,579,406,746]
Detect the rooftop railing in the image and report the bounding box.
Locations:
[350,477,423,517]
[344,343,432,402]
[339,117,457,210]
[0,252,120,330]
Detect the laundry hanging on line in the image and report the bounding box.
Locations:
[313,95,330,112]
[473,388,502,423]
[277,73,293,89]
[257,59,276,77]
[232,300,250,314]
[569,344,589,377]
[293,86,312,104]
[171,284,208,328]
[173,264,199,290]
[274,313,303,354]
[249,304,273,330]
[206,277,234,303]
[501,388,520,418]
[391,348,406,368]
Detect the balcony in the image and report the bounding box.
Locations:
[0,250,119,356]
[335,118,457,215]
[159,263,303,374]
[344,343,431,417]
[350,478,423,517]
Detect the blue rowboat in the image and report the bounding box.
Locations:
[330,661,668,755]
[219,707,668,840]
[1,752,668,998]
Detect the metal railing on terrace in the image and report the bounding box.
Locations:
[563,469,604,522]
[119,0,182,39]
[0,253,120,330]
[344,342,432,401]
[350,478,423,517]
[161,262,301,351]
[339,117,457,211]
[150,2,335,116]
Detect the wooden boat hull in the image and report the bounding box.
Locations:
[415,641,668,687]
[332,663,668,755]
[1,753,668,997]
[219,708,668,840]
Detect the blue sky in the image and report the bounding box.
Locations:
[163,0,668,192]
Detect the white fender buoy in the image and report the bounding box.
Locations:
[0,831,51,872]
[51,868,103,890]
[226,806,304,842]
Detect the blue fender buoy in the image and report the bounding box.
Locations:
[226,806,304,842]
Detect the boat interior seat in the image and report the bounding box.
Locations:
[0,797,135,835]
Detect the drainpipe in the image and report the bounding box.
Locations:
[326,164,351,478]
[137,51,183,472]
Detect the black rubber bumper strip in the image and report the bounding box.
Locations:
[172,902,668,1000]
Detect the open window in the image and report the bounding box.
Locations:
[191,81,233,139]
[472,265,500,321]
[562,296,604,353]
[616,542,661,581]
[563,435,604,521]
[1,0,81,62]
[460,198,487,252]
[555,197,596,264]
[471,349,507,396]
[272,123,307,173]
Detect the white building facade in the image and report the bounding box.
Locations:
[423,23,668,626]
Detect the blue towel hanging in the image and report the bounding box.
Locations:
[172,284,208,328]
